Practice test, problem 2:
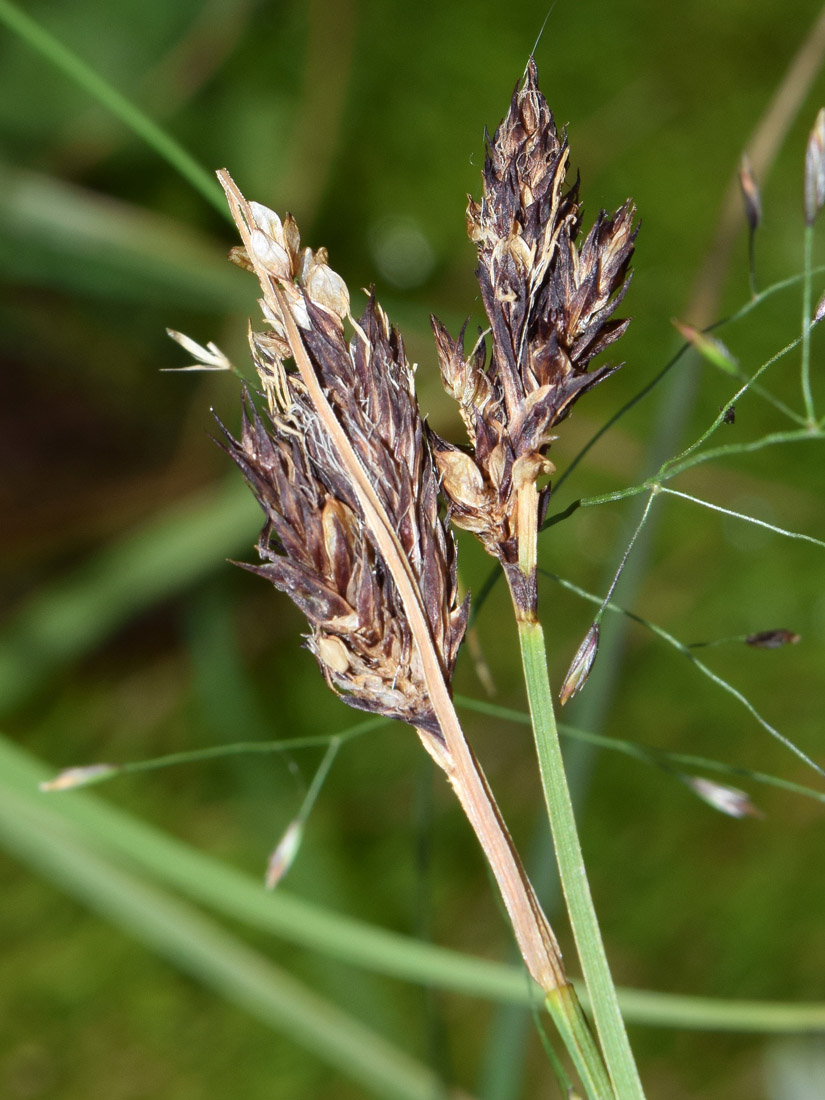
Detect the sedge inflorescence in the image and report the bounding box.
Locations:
[217,193,467,738]
[217,60,636,704]
[431,60,636,607]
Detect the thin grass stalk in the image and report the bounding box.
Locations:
[801,224,816,424]
[516,603,644,1100]
[511,483,645,1096]
[0,0,226,217]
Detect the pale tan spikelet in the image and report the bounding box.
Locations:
[805,108,825,226]
[738,154,762,231]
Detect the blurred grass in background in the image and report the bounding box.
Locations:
[2,0,825,1097]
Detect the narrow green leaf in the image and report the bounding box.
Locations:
[0,164,249,308]
[0,785,460,1100]
[0,0,226,216]
[2,733,824,1034]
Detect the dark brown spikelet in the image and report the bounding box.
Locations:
[302,293,466,660]
[432,59,637,570]
[219,271,467,737]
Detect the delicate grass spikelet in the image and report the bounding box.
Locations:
[745,629,801,649]
[165,329,234,372]
[559,624,599,706]
[431,59,637,608]
[39,763,119,791]
[804,107,825,226]
[738,154,762,231]
[672,319,738,373]
[265,819,303,890]
[683,776,764,819]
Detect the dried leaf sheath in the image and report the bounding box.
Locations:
[432,60,637,608]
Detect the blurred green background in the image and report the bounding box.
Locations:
[2,0,825,1097]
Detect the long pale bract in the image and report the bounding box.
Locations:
[217,169,566,994]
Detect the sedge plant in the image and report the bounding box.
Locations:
[8,4,825,1093]
[199,62,644,1099]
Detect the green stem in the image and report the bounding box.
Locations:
[747,227,758,299]
[517,616,646,1100]
[801,224,816,424]
[546,985,617,1100]
[0,0,227,218]
[292,738,341,829]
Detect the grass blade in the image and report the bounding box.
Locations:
[0,164,249,308]
[0,0,226,216]
[0,786,464,1100]
[2,733,823,1034]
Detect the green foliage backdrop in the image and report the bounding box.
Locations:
[2,1,825,1097]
